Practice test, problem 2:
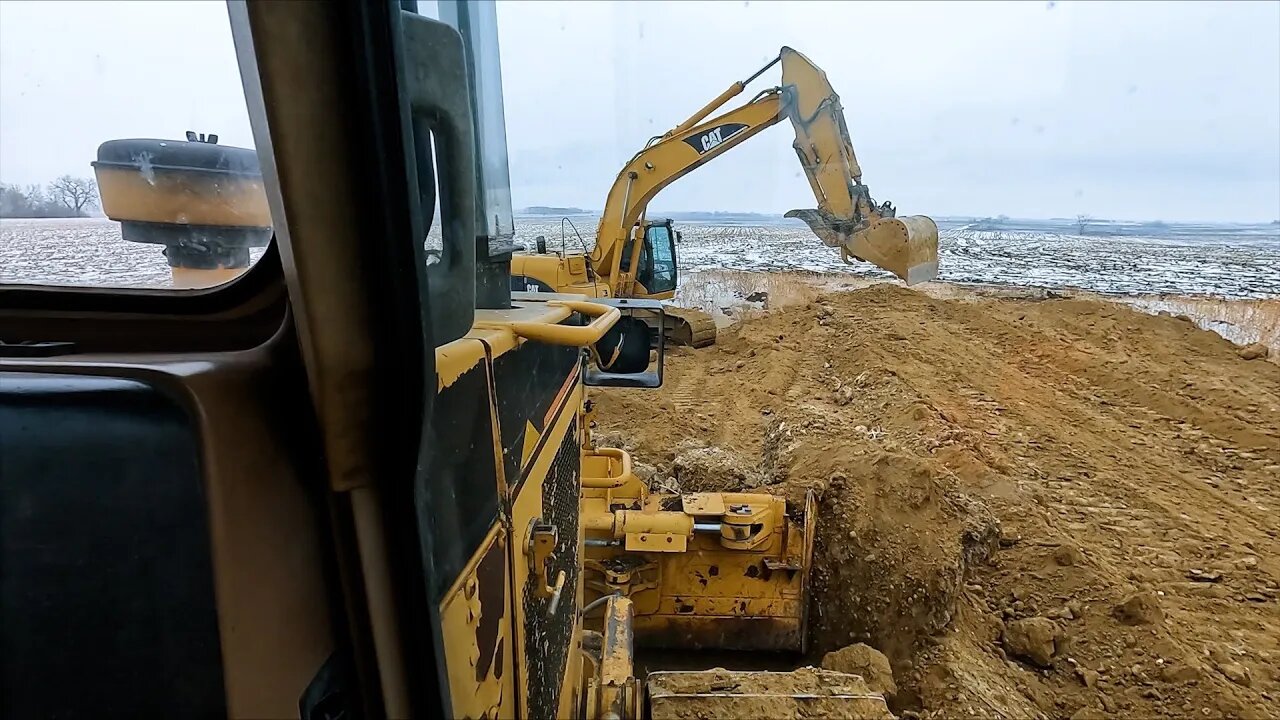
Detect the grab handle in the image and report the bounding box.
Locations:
[508,301,620,347]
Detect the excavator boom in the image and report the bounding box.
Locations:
[588,46,937,291]
[778,47,940,284]
[509,45,939,353]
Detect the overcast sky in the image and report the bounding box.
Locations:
[2,1,1277,222]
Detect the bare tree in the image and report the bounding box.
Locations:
[1075,213,1092,235]
[48,175,99,215]
[0,182,78,218]
[24,184,48,208]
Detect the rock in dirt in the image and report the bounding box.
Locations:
[1054,543,1085,566]
[1047,605,1076,621]
[1237,343,1270,361]
[1186,568,1223,583]
[632,461,658,482]
[1216,661,1253,687]
[1204,645,1253,688]
[671,441,765,490]
[1067,600,1083,618]
[820,643,898,698]
[1075,666,1100,689]
[1161,663,1203,684]
[1070,705,1109,720]
[1113,590,1164,625]
[1002,617,1063,667]
[1236,555,1260,571]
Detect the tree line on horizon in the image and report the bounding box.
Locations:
[0,177,99,219]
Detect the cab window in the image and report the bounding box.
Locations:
[640,223,677,293]
[0,1,270,291]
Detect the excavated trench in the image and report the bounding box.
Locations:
[594,282,1280,718]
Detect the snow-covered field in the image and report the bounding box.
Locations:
[513,216,1280,299]
[0,217,266,288]
[3,215,1277,300]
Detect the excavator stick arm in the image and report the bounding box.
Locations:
[779,46,865,220]
[779,46,940,284]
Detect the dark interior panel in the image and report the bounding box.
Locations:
[0,372,225,719]
[417,364,500,603]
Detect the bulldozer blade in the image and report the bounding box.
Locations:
[647,668,893,720]
[787,208,939,285]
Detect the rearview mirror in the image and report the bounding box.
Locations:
[584,298,665,389]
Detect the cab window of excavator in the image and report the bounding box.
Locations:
[642,223,677,294]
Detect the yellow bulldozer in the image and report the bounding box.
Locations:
[510,46,939,353]
[0,3,916,719]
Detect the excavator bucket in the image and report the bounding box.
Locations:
[787,209,939,285]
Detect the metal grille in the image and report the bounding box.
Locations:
[524,419,580,720]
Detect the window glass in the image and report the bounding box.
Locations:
[645,223,676,293]
[0,1,273,290]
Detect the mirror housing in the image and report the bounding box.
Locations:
[584,298,665,389]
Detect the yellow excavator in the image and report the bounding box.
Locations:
[1,3,899,719]
[510,46,939,350]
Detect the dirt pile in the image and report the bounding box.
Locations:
[593,284,1280,718]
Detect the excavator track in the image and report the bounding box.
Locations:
[662,306,718,347]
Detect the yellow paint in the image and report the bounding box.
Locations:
[439,525,514,720]
[435,338,488,391]
[429,288,818,714]
[520,420,540,470]
[94,165,272,227]
[581,445,814,652]
[484,300,618,347]
[432,295,608,718]
[591,596,638,719]
[508,381,585,720]
[437,295,599,392]
[170,266,249,289]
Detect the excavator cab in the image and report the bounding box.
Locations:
[618,220,678,297]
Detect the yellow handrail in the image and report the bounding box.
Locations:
[507,300,620,347]
[582,447,635,489]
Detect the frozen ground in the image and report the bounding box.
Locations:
[2,215,1277,300]
[514,215,1280,300]
[0,217,266,288]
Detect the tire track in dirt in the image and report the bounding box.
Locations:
[945,299,1280,570]
[868,290,1279,718]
